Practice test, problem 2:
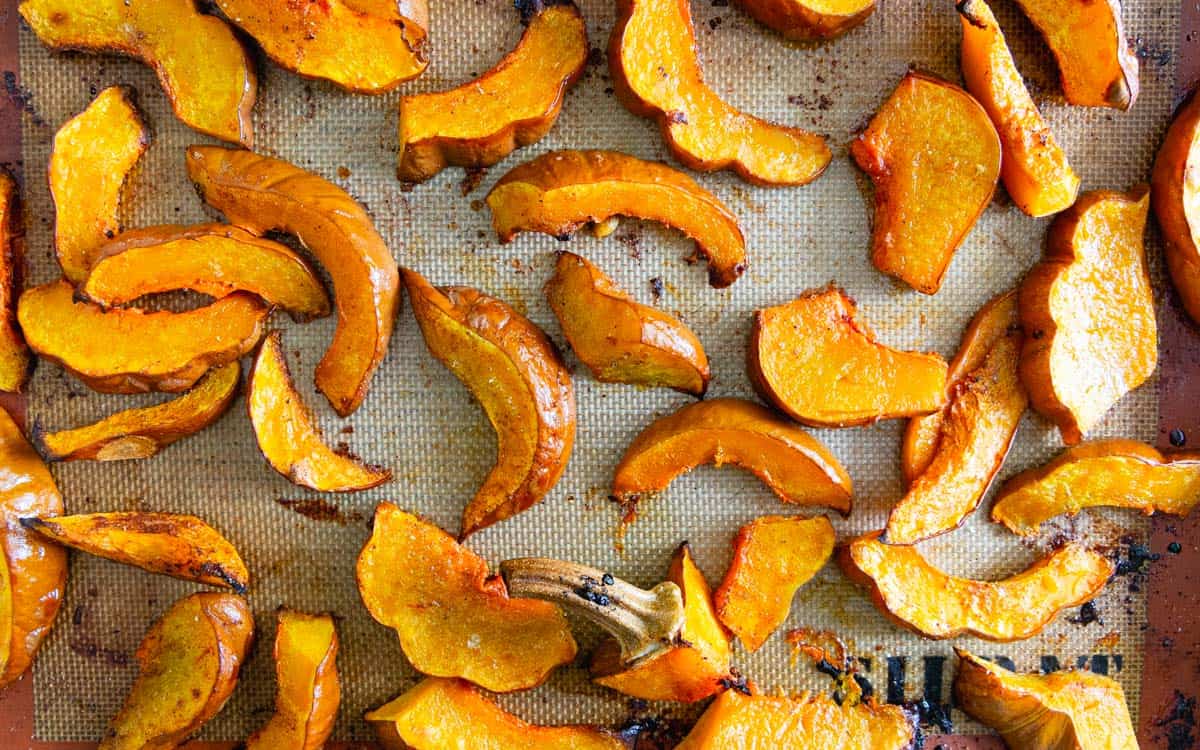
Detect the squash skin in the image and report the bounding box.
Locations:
[0,173,29,393]
[1152,89,1200,324]
[734,0,876,40]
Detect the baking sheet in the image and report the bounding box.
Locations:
[9,0,1178,741]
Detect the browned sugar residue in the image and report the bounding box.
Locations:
[784,627,850,670]
[1097,630,1122,649]
[276,497,363,525]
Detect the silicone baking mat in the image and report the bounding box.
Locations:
[0,0,1197,745]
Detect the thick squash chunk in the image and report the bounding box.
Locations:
[851,72,1000,294]
[187,146,399,416]
[1011,0,1138,109]
[954,648,1137,750]
[546,252,710,395]
[47,86,149,283]
[34,362,239,462]
[20,0,255,145]
[839,532,1112,641]
[248,332,391,493]
[1152,89,1200,324]
[21,512,248,593]
[749,287,948,427]
[992,439,1200,535]
[612,398,853,516]
[245,609,340,750]
[884,327,1026,544]
[398,3,587,182]
[404,268,575,536]
[82,224,330,320]
[714,515,835,652]
[217,0,427,93]
[101,593,253,750]
[592,543,731,703]
[609,0,830,186]
[676,690,917,750]
[367,678,625,750]
[959,0,1079,218]
[0,407,67,688]
[734,0,875,39]
[18,279,267,394]
[0,173,29,392]
[356,503,577,692]
[1019,188,1155,444]
[490,151,747,287]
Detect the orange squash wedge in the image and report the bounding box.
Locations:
[1152,88,1200,324]
[734,0,875,39]
[0,173,29,393]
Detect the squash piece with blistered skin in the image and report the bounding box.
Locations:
[735,0,875,40]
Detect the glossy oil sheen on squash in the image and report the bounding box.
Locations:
[1152,89,1200,324]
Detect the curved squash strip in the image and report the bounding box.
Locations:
[1019,188,1155,445]
[677,690,917,750]
[33,363,239,462]
[356,503,577,692]
[21,512,249,593]
[734,0,874,39]
[953,648,1137,750]
[187,146,399,416]
[902,290,1018,485]
[612,398,853,516]
[1010,0,1137,110]
[367,678,625,750]
[246,610,339,750]
[609,0,830,186]
[1152,89,1200,325]
[714,515,835,652]
[749,287,948,427]
[0,174,29,393]
[959,0,1079,218]
[248,332,390,493]
[82,224,331,320]
[398,3,587,182]
[884,332,1027,544]
[19,0,255,145]
[101,593,253,750]
[47,86,149,283]
[839,532,1113,641]
[489,151,746,288]
[0,407,66,687]
[851,72,1000,294]
[992,440,1200,535]
[403,268,575,536]
[546,252,711,395]
[217,0,427,94]
[18,280,267,394]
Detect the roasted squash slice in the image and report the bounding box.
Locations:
[546,252,710,395]
[404,268,575,536]
[217,0,427,93]
[397,2,587,182]
[851,72,1001,294]
[187,146,399,416]
[81,224,330,320]
[0,407,66,688]
[1011,0,1138,110]
[47,86,149,283]
[992,439,1200,535]
[714,515,835,652]
[677,689,917,750]
[609,0,830,186]
[21,512,249,593]
[20,0,255,145]
[611,398,853,517]
[367,678,625,750]
[34,362,239,462]
[839,532,1113,641]
[1019,188,1155,444]
[245,609,340,750]
[734,0,875,39]
[356,503,577,692]
[959,0,1079,218]
[954,648,1137,750]
[749,287,948,427]
[18,279,267,394]
[101,593,253,750]
[0,173,29,393]
[489,151,747,288]
[248,331,391,493]
[1152,89,1200,324]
